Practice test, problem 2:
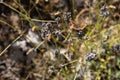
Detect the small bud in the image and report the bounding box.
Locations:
[55,17,61,24]
[48,66,54,74]
[85,50,97,61]
[112,44,120,53]
[100,5,109,17]
[77,30,85,38]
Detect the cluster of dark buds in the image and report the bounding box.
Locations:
[100,5,109,17]
[40,11,72,40]
[54,29,63,41]
[40,22,54,39]
[63,12,72,22]
[40,22,63,41]
[85,50,97,61]
[112,44,120,54]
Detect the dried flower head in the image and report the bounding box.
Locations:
[77,30,85,38]
[112,44,120,53]
[100,5,109,17]
[55,17,61,24]
[63,12,72,22]
[85,50,97,61]
[40,22,53,40]
[54,29,63,41]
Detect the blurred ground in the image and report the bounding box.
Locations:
[0,0,120,80]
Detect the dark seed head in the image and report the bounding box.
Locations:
[77,30,85,38]
[112,44,120,53]
[100,5,109,17]
[55,17,61,24]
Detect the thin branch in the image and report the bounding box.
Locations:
[31,19,56,23]
[0,19,14,29]
[0,32,25,56]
